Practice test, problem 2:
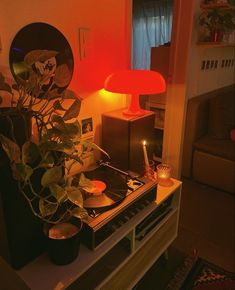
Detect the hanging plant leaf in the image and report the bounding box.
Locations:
[49,183,66,202]
[51,114,65,124]
[53,100,66,111]
[63,100,81,121]
[53,64,71,88]
[64,121,81,137]
[62,89,78,100]
[14,162,33,182]
[0,82,12,93]
[39,199,58,217]
[65,153,83,164]
[39,152,55,167]
[22,141,40,164]
[67,187,83,207]
[39,140,59,152]
[0,134,21,163]
[71,207,88,220]
[41,165,63,187]
[79,173,93,189]
[56,140,74,151]
[47,88,62,100]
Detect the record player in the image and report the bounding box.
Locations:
[81,161,157,250]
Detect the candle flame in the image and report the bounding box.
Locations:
[143,140,146,145]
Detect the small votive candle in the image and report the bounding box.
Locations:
[157,163,172,186]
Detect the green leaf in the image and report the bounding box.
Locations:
[53,100,66,111]
[0,82,12,93]
[79,173,93,189]
[63,100,81,121]
[71,207,88,220]
[0,134,21,163]
[22,141,40,164]
[39,152,55,167]
[51,115,66,132]
[64,121,81,137]
[14,162,33,182]
[47,88,62,100]
[49,183,66,202]
[65,153,83,164]
[56,140,74,151]
[39,199,58,217]
[39,140,59,152]
[62,89,78,100]
[51,114,64,123]
[41,166,63,187]
[53,64,71,88]
[67,187,83,207]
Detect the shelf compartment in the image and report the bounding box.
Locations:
[100,211,178,290]
[68,237,131,290]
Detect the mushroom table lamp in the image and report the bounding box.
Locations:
[104,70,166,116]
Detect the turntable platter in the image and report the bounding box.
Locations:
[83,165,128,209]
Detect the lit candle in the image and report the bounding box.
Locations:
[142,140,149,168]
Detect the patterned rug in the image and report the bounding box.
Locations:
[167,256,235,290]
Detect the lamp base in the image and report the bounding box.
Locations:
[122,108,147,116]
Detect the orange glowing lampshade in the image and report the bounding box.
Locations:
[104,70,166,116]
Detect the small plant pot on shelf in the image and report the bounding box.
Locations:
[44,219,82,266]
[211,28,224,42]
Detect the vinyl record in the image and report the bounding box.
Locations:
[83,165,128,209]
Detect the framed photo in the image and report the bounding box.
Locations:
[81,117,94,137]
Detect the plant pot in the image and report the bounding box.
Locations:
[44,219,82,265]
[210,29,223,42]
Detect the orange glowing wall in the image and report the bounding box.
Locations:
[0,0,132,141]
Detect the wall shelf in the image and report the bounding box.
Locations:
[196,41,235,47]
[200,3,235,10]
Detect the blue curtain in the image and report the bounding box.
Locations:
[132,0,173,69]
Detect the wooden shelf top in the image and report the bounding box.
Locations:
[196,41,235,47]
[200,3,235,10]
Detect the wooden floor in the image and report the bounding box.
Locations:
[134,178,235,289]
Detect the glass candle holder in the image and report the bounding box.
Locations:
[157,163,172,186]
[144,160,156,180]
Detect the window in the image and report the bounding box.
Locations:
[132,0,173,69]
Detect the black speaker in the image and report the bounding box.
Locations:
[102,109,155,174]
[0,111,46,269]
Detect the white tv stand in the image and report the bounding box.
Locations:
[17,179,182,290]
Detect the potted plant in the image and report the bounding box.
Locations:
[0,50,107,265]
[198,8,235,42]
